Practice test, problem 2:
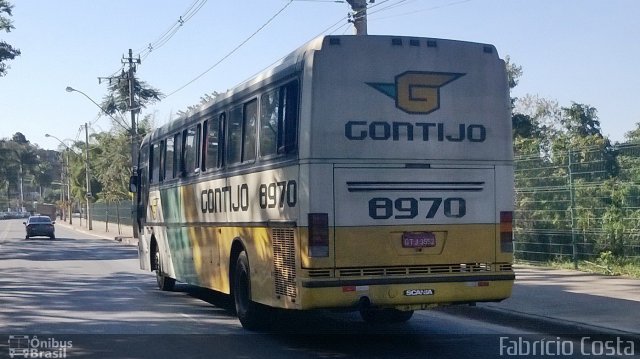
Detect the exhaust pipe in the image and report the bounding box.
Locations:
[358,296,371,309]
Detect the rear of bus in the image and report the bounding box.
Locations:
[296,35,514,313]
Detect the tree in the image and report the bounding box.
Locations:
[0,139,20,208]
[561,102,602,138]
[505,55,523,91]
[624,122,640,143]
[92,131,133,202]
[0,133,44,211]
[91,114,153,203]
[176,91,220,118]
[4,133,38,209]
[100,76,163,118]
[0,0,20,77]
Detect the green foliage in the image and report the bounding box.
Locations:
[0,133,46,209]
[505,55,523,90]
[92,131,133,201]
[100,75,163,116]
[561,102,601,138]
[0,0,20,77]
[540,256,640,278]
[513,93,640,266]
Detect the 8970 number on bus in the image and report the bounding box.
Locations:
[259,180,297,209]
[368,197,466,220]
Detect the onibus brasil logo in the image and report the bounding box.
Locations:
[8,335,72,358]
[367,71,465,114]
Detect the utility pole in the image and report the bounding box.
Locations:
[122,49,141,238]
[85,123,93,231]
[347,0,370,35]
[122,49,140,175]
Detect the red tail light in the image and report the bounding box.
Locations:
[500,211,513,253]
[308,213,329,257]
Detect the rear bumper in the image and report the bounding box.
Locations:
[302,273,515,288]
[296,273,514,310]
[27,230,55,236]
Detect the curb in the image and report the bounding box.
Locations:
[438,304,640,341]
[57,221,138,247]
[115,236,138,246]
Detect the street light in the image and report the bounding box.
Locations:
[65,86,130,132]
[45,134,73,225]
[66,85,137,235]
[46,132,93,231]
[65,86,124,232]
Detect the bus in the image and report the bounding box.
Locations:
[130,35,515,329]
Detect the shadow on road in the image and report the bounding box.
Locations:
[0,237,138,261]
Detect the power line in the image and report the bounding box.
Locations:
[102,0,208,78]
[166,0,295,98]
[370,0,473,21]
[136,0,209,61]
[367,0,412,16]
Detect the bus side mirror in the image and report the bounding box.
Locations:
[129,175,138,193]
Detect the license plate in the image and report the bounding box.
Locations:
[402,232,436,248]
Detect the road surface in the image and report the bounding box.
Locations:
[0,219,626,358]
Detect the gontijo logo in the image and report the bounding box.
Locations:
[367,71,465,114]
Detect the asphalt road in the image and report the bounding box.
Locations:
[0,219,622,358]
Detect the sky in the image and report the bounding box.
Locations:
[1,0,639,150]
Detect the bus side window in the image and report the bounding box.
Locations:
[204,114,222,171]
[158,140,165,182]
[150,142,161,183]
[260,89,279,157]
[165,136,175,180]
[243,99,257,163]
[227,106,243,165]
[283,81,299,154]
[173,132,181,178]
[182,124,201,176]
[228,100,257,166]
[260,80,299,158]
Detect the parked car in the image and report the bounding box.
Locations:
[23,215,56,239]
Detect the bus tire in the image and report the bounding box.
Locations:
[360,308,414,324]
[155,244,175,291]
[233,251,265,330]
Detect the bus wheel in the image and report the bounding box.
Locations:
[360,308,414,324]
[155,245,175,291]
[233,251,265,330]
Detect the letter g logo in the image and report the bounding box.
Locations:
[368,71,464,114]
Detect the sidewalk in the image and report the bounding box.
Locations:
[56,218,639,335]
[475,265,640,336]
[56,217,138,246]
